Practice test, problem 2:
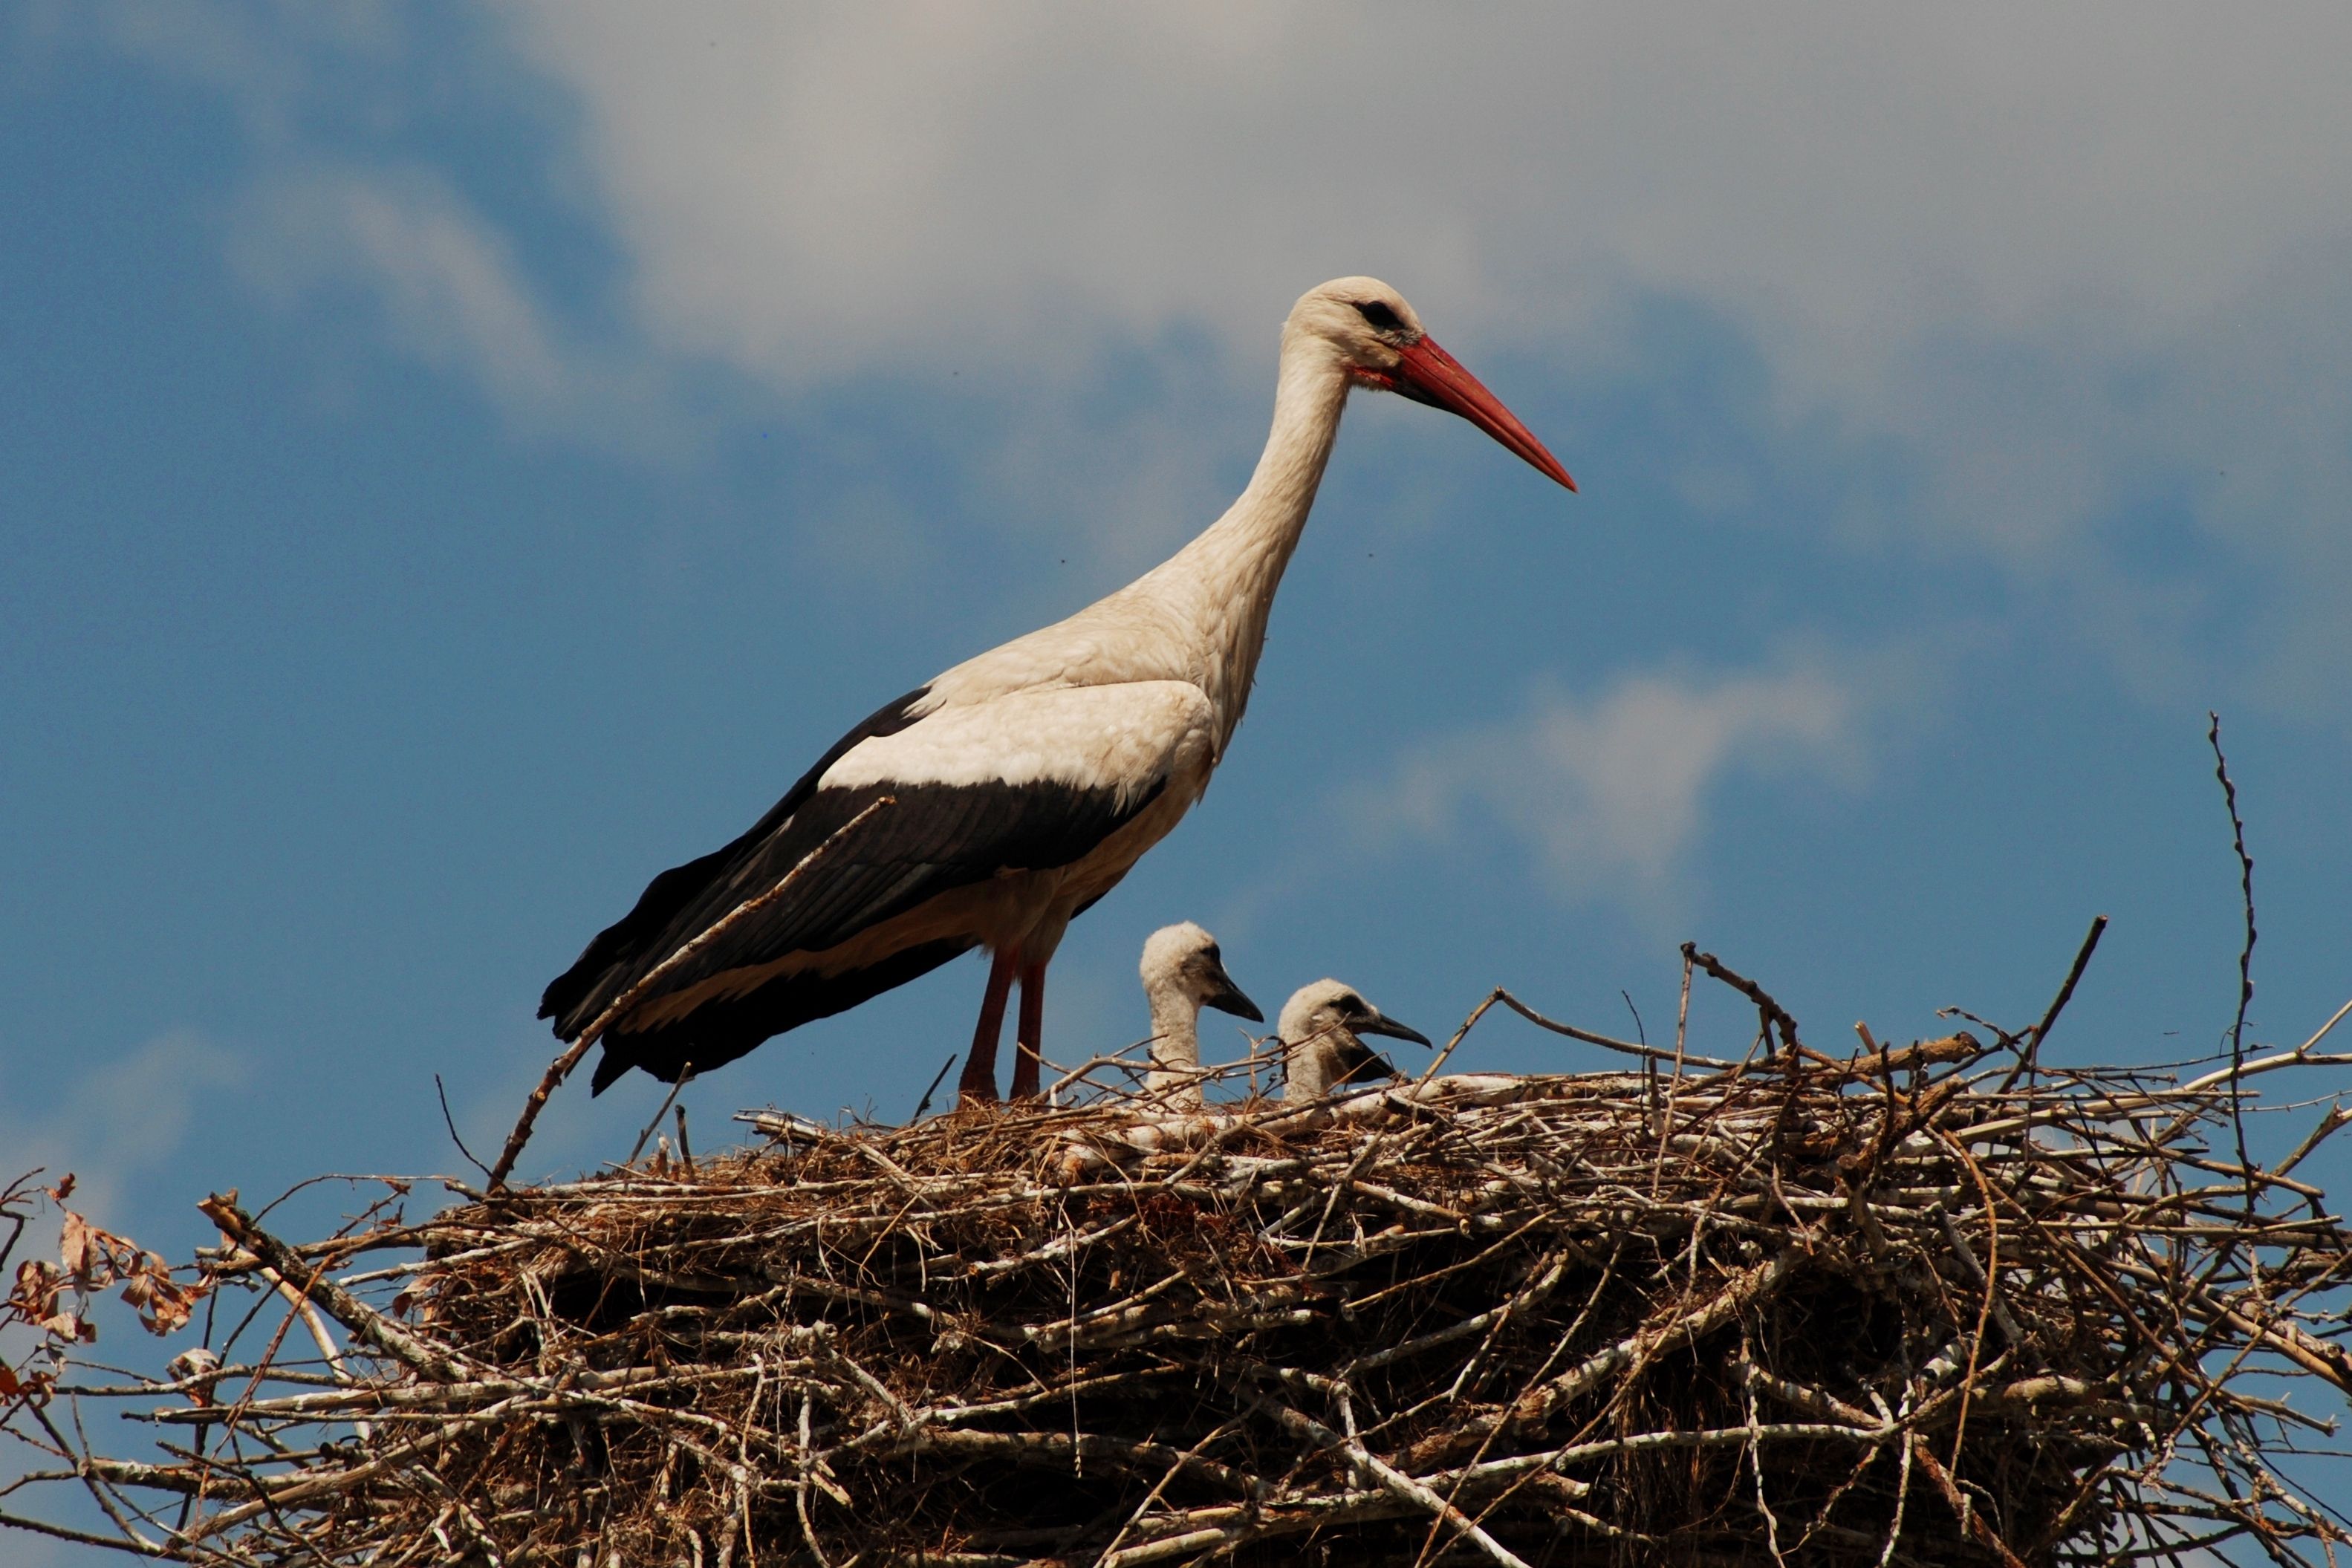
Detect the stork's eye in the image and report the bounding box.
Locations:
[1203,943,1221,963]
[1353,301,1403,332]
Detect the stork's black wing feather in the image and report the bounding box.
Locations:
[539,684,1172,1092]
[568,777,1160,1091]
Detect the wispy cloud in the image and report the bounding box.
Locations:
[224,164,680,450]
[1859,237,2352,718]
[1356,649,1904,921]
[0,1030,241,1563]
[0,1031,245,1230]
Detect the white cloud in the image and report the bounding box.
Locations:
[487,3,2352,720]
[0,1032,245,1232]
[73,3,2352,718]
[498,4,2352,382]
[1360,651,1892,916]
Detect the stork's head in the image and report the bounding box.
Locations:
[1289,276,1575,492]
[1278,978,1432,1054]
[1278,977,1431,1102]
[1139,922,1262,1023]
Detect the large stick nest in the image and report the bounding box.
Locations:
[9,976,2352,1567]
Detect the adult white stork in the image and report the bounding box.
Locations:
[1137,922,1261,1105]
[539,276,1573,1106]
[1277,979,1432,1104]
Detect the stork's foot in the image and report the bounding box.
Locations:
[955,1053,1004,1108]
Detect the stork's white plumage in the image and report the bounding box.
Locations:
[1277,980,1432,1104]
[1137,922,1261,1105]
[539,276,1572,1105]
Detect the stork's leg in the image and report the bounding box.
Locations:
[957,947,1019,1105]
[1009,957,1047,1101]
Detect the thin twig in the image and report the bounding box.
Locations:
[432,1076,491,1181]
[1995,913,2108,1095]
[627,1064,695,1168]
[1682,942,1802,1055]
[911,1053,959,1122]
[487,796,893,1188]
[2209,712,2258,1216]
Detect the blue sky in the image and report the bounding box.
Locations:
[5,5,2351,1553]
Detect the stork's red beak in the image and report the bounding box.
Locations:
[1388,336,1576,492]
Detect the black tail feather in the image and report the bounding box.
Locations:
[582,937,975,1096]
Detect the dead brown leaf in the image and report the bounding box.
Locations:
[58,1211,91,1277]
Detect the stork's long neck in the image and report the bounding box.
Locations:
[1149,342,1351,748]
[1146,988,1203,1102]
[1282,1036,1331,1105]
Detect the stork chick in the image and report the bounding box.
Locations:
[1137,923,1261,1105]
[1279,980,1431,1104]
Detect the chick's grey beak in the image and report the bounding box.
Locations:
[1355,1009,1432,1048]
[1202,959,1264,1024]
